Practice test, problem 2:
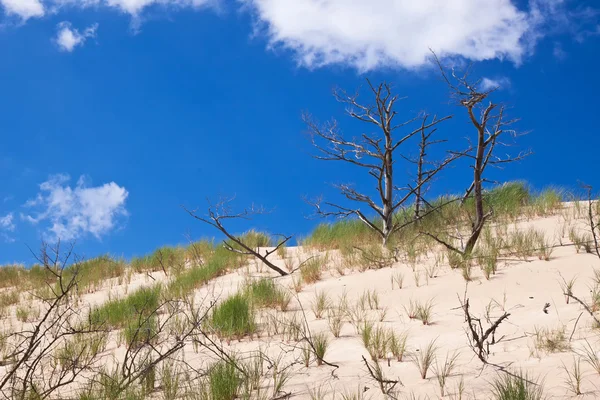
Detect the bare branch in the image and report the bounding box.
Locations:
[183,198,289,276]
[306,81,454,245]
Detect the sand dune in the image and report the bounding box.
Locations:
[1,204,600,399]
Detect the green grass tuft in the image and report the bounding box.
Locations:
[490,371,545,400]
[208,360,242,400]
[244,279,291,311]
[89,285,161,329]
[211,293,256,339]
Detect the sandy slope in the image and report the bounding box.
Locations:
[218,212,600,399]
[2,206,600,399]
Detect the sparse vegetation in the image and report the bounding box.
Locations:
[558,275,577,304]
[311,332,330,366]
[391,270,404,290]
[579,339,600,376]
[562,357,584,396]
[244,279,291,311]
[434,351,459,397]
[533,326,570,353]
[405,298,435,325]
[311,290,330,319]
[211,293,256,339]
[300,257,324,284]
[327,308,345,338]
[0,185,595,399]
[3,43,600,400]
[89,285,162,329]
[389,330,408,362]
[412,339,438,379]
[208,360,242,400]
[490,371,545,400]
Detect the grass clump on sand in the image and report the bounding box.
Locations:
[55,332,108,370]
[311,332,330,366]
[207,360,242,400]
[131,246,187,274]
[490,371,545,400]
[533,326,570,353]
[167,246,241,298]
[244,279,291,311]
[303,220,379,250]
[360,323,408,362]
[531,188,563,216]
[482,181,531,220]
[89,285,162,329]
[65,255,127,293]
[0,264,27,289]
[300,256,325,284]
[211,293,256,340]
[237,230,272,249]
[0,290,19,309]
[121,315,159,348]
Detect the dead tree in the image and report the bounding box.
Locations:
[403,114,456,219]
[0,242,107,400]
[362,356,400,397]
[581,184,600,259]
[461,298,510,364]
[184,197,290,276]
[428,53,530,257]
[305,79,452,246]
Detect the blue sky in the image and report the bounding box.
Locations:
[0,0,598,264]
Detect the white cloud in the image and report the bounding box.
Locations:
[0,213,15,232]
[480,77,511,91]
[0,0,44,20]
[106,0,162,15]
[55,21,98,52]
[0,213,15,243]
[51,0,214,16]
[1,0,597,68]
[242,0,595,71]
[1,0,214,22]
[24,174,129,241]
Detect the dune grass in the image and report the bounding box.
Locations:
[222,230,272,255]
[533,325,570,353]
[300,257,324,284]
[131,246,187,275]
[0,290,19,309]
[208,360,242,400]
[63,255,127,293]
[312,332,330,366]
[303,219,379,250]
[89,285,162,329]
[121,315,159,348]
[412,338,438,379]
[244,279,291,311]
[490,371,545,400]
[166,246,241,298]
[0,180,589,400]
[479,181,531,220]
[0,264,25,289]
[299,181,564,253]
[55,332,108,370]
[210,293,256,339]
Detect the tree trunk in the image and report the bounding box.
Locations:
[382,145,394,246]
[463,123,486,256]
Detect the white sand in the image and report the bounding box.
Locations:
[2,205,600,399]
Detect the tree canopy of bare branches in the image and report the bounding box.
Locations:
[426,52,531,257]
[0,242,103,400]
[305,79,455,245]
